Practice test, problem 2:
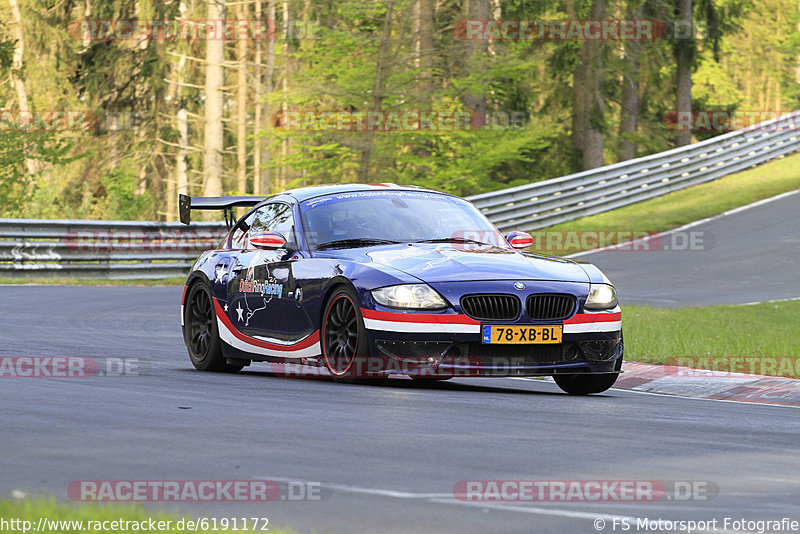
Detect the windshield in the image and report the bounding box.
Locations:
[299,190,506,249]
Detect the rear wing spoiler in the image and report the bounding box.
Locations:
[179,194,266,227]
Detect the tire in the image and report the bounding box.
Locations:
[553,356,622,395]
[321,287,376,383]
[184,282,243,373]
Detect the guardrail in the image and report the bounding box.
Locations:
[2,112,798,279]
[0,219,226,280]
[466,111,800,230]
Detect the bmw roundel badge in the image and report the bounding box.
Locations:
[514,282,525,291]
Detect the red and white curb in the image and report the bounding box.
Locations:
[613,362,800,407]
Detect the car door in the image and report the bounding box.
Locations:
[227,203,311,345]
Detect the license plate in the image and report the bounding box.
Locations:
[482,325,562,344]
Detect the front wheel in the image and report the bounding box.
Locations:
[184,282,242,372]
[321,287,377,383]
[553,357,622,395]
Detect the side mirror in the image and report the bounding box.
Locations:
[505,231,533,249]
[250,231,287,250]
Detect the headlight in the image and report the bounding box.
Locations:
[371,284,448,310]
[584,284,618,310]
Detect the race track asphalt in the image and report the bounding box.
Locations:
[1,286,799,533]
[573,190,800,307]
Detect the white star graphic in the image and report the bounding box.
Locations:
[215,264,228,282]
[224,304,229,312]
[236,303,244,322]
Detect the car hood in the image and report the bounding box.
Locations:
[337,244,590,283]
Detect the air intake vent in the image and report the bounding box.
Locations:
[526,294,576,321]
[460,294,520,321]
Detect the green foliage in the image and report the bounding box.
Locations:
[0,38,14,69]
[0,131,77,217]
[268,0,566,196]
[692,57,744,109]
[100,160,153,220]
[0,0,797,220]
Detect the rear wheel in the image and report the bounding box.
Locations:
[184,282,242,372]
[321,287,378,383]
[553,357,621,395]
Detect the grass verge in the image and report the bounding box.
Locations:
[532,151,800,255]
[623,300,800,378]
[0,497,294,533]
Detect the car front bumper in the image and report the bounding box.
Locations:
[360,306,623,378]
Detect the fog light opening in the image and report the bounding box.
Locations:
[564,343,581,361]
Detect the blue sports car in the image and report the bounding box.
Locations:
[179,184,623,394]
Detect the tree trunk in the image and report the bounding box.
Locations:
[571,0,606,170]
[463,0,490,122]
[488,0,501,57]
[797,0,800,83]
[203,0,226,200]
[279,0,291,190]
[81,0,92,50]
[254,0,276,195]
[414,0,434,94]
[177,108,189,201]
[774,78,781,112]
[358,0,395,181]
[167,0,190,221]
[618,1,644,162]
[236,0,249,195]
[263,0,276,193]
[674,0,693,147]
[8,0,37,176]
[413,0,435,163]
[253,0,264,195]
[253,16,262,196]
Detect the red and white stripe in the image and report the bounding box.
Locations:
[508,234,534,248]
[361,308,481,334]
[180,286,188,326]
[250,232,286,249]
[362,307,621,334]
[563,308,621,333]
[213,299,321,357]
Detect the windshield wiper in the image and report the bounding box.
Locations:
[414,237,494,246]
[315,238,401,250]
